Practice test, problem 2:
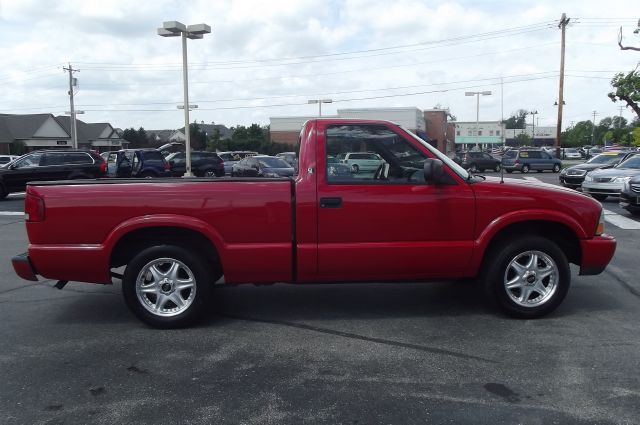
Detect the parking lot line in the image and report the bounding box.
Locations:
[603,209,640,230]
[523,176,542,182]
[0,212,24,216]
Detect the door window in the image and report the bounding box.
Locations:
[13,153,43,168]
[42,153,65,166]
[326,125,429,184]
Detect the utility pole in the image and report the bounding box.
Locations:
[555,13,570,159]
[618,105,625,128]
[530,110,539,146]
[591,110,598,145]
[63,64,80,149]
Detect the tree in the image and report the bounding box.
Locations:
[10,140,27,155]
[503,110,528,129]
[632,127,640,147]
[608,70,640,120]
[188,123,207,150]
[514,133,531,146]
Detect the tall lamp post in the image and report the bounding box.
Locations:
[530,110,539,146]
[158,21,211,177]
[465,91,492,149]
[308,99,332,116]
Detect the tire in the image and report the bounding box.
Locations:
[506,170,513,174]
[468,163,478,173]
[483,236,570,319]
[537,170,543,173]
[352,164,360,174]
[138,171,156,179]
[521,164,530,173]
[591,194,608,202]
[494,164,501,172]
[203,169,216,178]
[122,245,213,328]
[552,164,561,173]
[0,185,7,200]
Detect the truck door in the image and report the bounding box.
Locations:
[315,122,475,281]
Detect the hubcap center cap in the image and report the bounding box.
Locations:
[160,278,174,293]
[524,272,537,286]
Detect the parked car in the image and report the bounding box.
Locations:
[0,149,106,199]
[231,155,295,177]
[338,152,384,174]
[166,151,225,177]
[582,154,640,201]
[12,118,616,328]
[276,152,299,173]
[460,151,501,173]
[619,174,640,215]
[104,149,171,178]
[327,156,354,179]
[502,149,562,173]
[157,142,185,158]
[559,152,635,189]
[562,148,582,160]
[0,155,20,167]
[218,151,258,175]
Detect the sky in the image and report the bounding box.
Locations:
[0,0,639,132]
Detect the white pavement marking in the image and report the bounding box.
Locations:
[0,212,24,216]
[523,176,542,183]
[603,209,640,230]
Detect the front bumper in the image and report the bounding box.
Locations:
[559,175,585,187]
[581,181,624,197]
[12,253,38,281]
[579,235,617,275]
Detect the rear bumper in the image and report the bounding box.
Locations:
[579,234,617,276]
[12,253,38,281]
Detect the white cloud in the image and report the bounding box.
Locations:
[0,0,638,131]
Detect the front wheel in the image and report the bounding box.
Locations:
[203,169,216,177]
[483,236,570,319]
[494,164,501,172]
[122,245,213,328]
[468,163,478,173]
[521,164,530,173]
[552,164,561,173]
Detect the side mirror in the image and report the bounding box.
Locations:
[423,158,444,183]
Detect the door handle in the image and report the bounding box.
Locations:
[320,197,342,208]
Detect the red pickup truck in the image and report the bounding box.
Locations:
[13,119,616,328]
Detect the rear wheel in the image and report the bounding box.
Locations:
[138,171,156,179]
[203,169,216,177]
[494,164,501,172]
[552,164,561,173]
[468,163,478,173]
[122,245,213,328]
[352,164,360,174]
[521,164,530,173]
[483,236,570,319]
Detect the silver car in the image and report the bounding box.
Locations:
[581,154,640,201]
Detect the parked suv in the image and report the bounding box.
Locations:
[0,149,106,199]
[460,151,501,172]
[104,149,171,178]
[502,149,562,173]
[166,151,225,177]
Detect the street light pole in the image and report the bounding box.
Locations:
[465,91,492,149]
[158,21,211,177]
[308,99,332,116]
[530,110,538,146]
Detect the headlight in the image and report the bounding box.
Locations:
[560,168,566,175]
[584,174,593,182]
[623,179,631,192]
[612,176,631,183]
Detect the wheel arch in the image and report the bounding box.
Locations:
[106,216,225,281]
[474,217,583,274]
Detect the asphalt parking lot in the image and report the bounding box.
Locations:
[1,173,639,424]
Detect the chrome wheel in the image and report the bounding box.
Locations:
[135,258,196,317]
[204,170,215,177]
[503,250,558,308]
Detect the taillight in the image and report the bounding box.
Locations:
[25,193,45,222]
[164,162,171,171]
[99,161,107,174]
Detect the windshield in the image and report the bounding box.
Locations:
[258,157,291,168]
[587,154,621,164]
[402,127,470,179]
[617,155,640,169]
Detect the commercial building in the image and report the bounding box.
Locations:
[505,125,557,147]
[452,121,505,149]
